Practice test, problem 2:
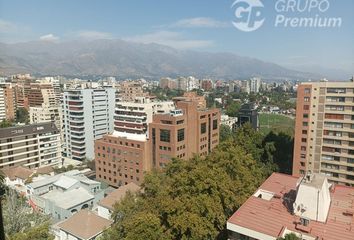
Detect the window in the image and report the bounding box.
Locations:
[302,130,308,134]
[304,97,310,102]
[177,128,185,142]
[213,119,218,130]
[304,88,311,94]
[303,114,309,119]
[160,129,170,142]
[303,122,308,127]
[201,123,207,134]
[303,105,310,110]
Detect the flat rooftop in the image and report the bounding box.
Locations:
[227,173,354,240]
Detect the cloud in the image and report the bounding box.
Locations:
[0,19,18,33]
[39,34,59,42]
[76,30,113,40]
[124,31,213,49]
[169,17,228,28]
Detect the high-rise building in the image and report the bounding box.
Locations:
[2,83,16,121]
[29,81,61,129]
[176,77,187,91]
[201,79,213,91]
[172,92,206,109]
[149,100,220,168]
[114,97,175,135]
[95,99,220,187]
[117,81,147,102]
[159,77,177,89]
[0,122,61,169]
[293,80,354,186]
[0,87,5,121]
[62,88,115,161]
[249,77,261,93]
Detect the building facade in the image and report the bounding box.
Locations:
[62,88,115,161]
[0,122,61,169]
[293,81,354,186]
[95,99,220,187]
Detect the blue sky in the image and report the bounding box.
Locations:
[0,0,353,76]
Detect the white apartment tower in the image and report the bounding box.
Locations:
[62,88,116,161]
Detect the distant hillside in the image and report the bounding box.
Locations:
[0,39,319,80]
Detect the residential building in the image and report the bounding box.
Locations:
[241,80,250,94]
[117,81,147,102]
[0,87,5,121]
[57,209,112,240]
[293,80,354,186]
[28,82,57,107]
[149,100,220,168]
[97,182,140,220]
[160,77,177,89]
[221,114,237,131]
[186,76,199,91]
[1,83,15,120]
[227,173,354,240]
[114,97,175,135]
[249,77,261,93]
[201,79,213,91]
[2,166,34,187]
[0,122,61,169]
[62,88,115,161]
[176,77,187,91]
[173,91,206,109]
[95,99,220,187]
[28,170,104,221]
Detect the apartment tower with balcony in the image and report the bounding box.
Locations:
[293,80,354,186]
[62,88,115,161]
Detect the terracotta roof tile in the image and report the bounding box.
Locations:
[227,173,354,240]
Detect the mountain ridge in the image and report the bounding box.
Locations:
[0,39,320,81]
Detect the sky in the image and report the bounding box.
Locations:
[0,0,353,76]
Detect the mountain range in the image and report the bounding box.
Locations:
[0,39,321,81]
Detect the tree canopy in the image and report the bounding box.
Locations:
[102,128,268,240]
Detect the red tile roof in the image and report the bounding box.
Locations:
[2,166,33,180]
[227,173,354,240]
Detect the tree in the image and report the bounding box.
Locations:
[103,138,266,240]
[219,124,232,142]
[277,233,300,240]
[16,108,29,124]
[8,223,54,240]
[225,101,241,117]
[0,120,13,128]
[3,189,53,239]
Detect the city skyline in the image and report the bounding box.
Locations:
[0,0,353,77]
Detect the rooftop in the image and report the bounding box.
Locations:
[2,166,33,180]
[58,209,112,240]
[227,173,354,240]
[29,170,81,189]
[41,187,94,209]
[0,122,58,139]
[99,182,140,210]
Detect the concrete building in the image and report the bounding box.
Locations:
[117,81,147,102]
[221,114,238,131]
[186,76,199,91]
[249,77,261,93]
[173,92,206,110]
[1,83,16,120]
[95,99,220,187]
[227,173,354,240]
[201,79,213,91]
[0,87,5,121]
[29,170,104,221]
[293,80,354,186]
[150,101,220,168]
[160,77,177,89]
[57,209,112,240]
[114,97,175,135]
[0,122,61,169]
[62,88,115,161]
[237,103,259,130]
[176,77,187,91]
